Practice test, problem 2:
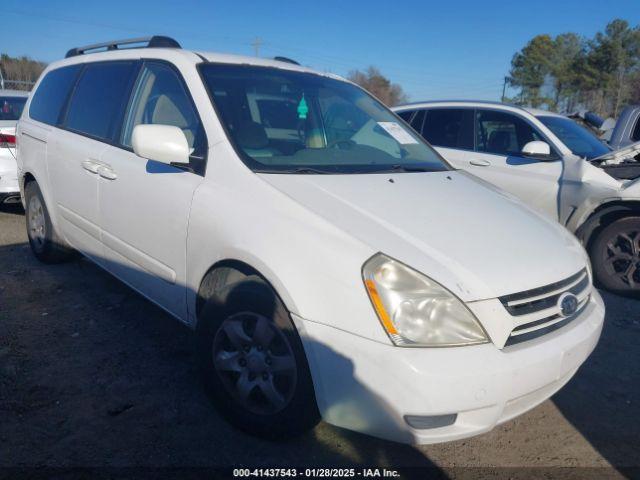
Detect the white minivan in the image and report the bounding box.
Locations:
[17,37,604,445]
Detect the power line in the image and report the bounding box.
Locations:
[3,8,509,96]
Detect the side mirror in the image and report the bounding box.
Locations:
[132,124,189,165]
[521,140,553,159]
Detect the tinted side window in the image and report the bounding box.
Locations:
[422,109,474,150]
[0,96,27,121]
[121,63,201,147]
[476,110,541,155]
[396,110,414,122]
[121,62,206,173]
[29,65,81,125]
[65,62,137,140]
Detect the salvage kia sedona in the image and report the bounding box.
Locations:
[16,37,604,444]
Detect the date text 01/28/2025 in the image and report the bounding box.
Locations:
[233,468,401,478]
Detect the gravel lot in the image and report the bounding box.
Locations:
[0,204,638,479]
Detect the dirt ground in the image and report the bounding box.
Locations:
[0,204,639,479]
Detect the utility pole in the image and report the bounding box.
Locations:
[501,76,508,103]
[251,37,263,57]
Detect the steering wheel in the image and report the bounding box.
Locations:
[326,139,356,150]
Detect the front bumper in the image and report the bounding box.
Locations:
[293,290,604,444]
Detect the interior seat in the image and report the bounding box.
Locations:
[236,121,281,158]
[151,94,195,146]
[487,130,512,154]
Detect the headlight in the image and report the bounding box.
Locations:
[362,253,488,347]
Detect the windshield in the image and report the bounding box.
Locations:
[199,64,448,173]
[537,115,610,159]
[0,96,27,121]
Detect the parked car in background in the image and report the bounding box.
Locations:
[608,104,640,151]
[569,106,640,154]
[0,89,28,205]
[17,38,604,445]
[394,101,640,294]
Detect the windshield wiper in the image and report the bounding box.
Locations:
[389,164,434,173]
[289,167,331,174]
[255,167,331,174]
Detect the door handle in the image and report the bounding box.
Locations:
[470,159,491,167]
[81,159,102,174]
[97,165,117,180]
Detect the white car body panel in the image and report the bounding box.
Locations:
[97,143,203,319]
[16,50,604,444]
[435,145,563,220]
[48,127,105,258]
[0,126,19,197]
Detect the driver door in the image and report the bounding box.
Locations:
[98,61,207,320]
[431,108,563,220]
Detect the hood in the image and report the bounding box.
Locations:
[591,140,640,165]
[259,170,587,301]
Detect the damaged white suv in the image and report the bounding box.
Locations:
[17,38,604,445]
[395,101,640,295]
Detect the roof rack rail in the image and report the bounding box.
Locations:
[65,36,181,58]
[273,56,300,66]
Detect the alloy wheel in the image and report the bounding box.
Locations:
[603,229,640,289]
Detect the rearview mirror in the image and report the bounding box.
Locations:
[521,140,552,159]
[132,124,189,165]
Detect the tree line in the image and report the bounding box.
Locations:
[508,19,640,117]
[0,54,46,90]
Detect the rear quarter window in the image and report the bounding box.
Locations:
[29,65,82,125]
[64,61,138,140]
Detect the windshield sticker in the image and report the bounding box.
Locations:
[297,95,309,119]
[377,122,419,144]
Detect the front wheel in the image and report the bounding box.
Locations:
[590,216,640,295]
[196,277,319,439]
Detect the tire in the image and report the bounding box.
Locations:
[196,275,319,439]
[24,181,75,264]
[590,216,640,295]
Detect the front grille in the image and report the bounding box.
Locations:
[500,268,591,346]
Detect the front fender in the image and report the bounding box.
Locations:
[574,199,640,245]
[184,152,388,344]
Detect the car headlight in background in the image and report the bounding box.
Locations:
[362,253,488,347]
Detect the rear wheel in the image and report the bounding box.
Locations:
[196,276,319,439]
[24,181,75,263]
[590,216,640,295]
